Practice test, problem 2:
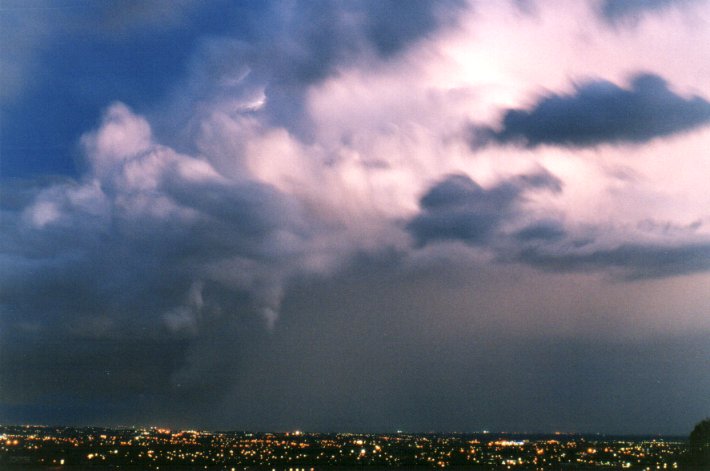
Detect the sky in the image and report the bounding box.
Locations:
[1,0,709,435]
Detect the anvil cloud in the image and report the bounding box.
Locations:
[1,0,709,434]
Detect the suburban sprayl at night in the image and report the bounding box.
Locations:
[0,425,696,470]
[2,2,710,466]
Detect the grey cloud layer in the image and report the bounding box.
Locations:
[473,73,710,148]
[599,0,704,22]
[2,0,709,433]
[518,242,710,279]
[407,172,710,279]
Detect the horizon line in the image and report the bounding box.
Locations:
[0,423,692,438]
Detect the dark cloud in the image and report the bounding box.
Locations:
[167,0,464,142]
[5,252,708,434]
[2,0,464,177]
[0,98,360,427]
[407,171,710,279]
[598,0,703,23]
[514,221,567,242]
[360,0,463,56]
[517,241,710,279]
[407,171,562,246]
[270,0,462,84]
[2,168,709,431]
[0,0,246,177]
[473,73,710,148]
[2,1,709,435]
[93,0,202,34]
[164,178,303,255]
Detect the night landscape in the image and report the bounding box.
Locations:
[1,1,709,470]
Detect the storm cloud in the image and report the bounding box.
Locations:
[517,241,710,279]
[1,0,709,434]
[598,0,704,23]
[473,73,710,148]
[0,103,317,338]
[1,0,462,177]
[407,171,710,280]
[407,171,562,246]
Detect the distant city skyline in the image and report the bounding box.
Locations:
[1,0,709,434]
[0,425,696,469]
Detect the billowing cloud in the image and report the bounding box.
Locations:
[473,73,710,148]
[1,103,318,335]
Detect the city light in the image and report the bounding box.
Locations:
[0,425,695,470]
